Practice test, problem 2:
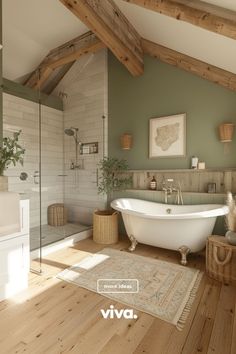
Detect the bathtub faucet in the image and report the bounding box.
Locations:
[162,179,183,205]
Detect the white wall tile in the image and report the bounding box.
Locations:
[59,49,108,222]
[3,49,108,232]
[3,93,64,229]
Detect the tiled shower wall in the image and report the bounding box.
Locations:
[3,93,64,228]
[3,49,108,229]
[54,49,108,225]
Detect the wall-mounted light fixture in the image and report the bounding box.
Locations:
[218,122,235,154]
[120,133,132,150]
[218,123,235,142]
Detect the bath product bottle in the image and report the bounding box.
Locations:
[191,156,198,169]
[150,176,157,190]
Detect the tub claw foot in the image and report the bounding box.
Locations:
[178,246,190,266]
[128,235,138,252]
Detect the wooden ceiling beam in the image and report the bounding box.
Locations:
[24,31,104,90]
[41,62,75,95]
[142,38,236,91]
[123,0,236,41]
[24,62,52,90]
[59,0,144,76]
[41,32,105,70]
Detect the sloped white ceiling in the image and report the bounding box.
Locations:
[114,0,236,74]
[203,0,236,11]
[2,0,236,81]
[2,0,88,81]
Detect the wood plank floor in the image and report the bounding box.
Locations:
[0,237,235,354]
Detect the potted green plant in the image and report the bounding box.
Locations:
[93,157,132,244]
[225,192,236,245]
[0,131,25,191]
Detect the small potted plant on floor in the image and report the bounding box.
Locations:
[225,192,236,245]
[0,131,25,191]
[93,157,132,244]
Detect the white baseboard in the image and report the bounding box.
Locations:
[30,228,92,260]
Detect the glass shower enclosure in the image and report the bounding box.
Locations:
[2,85,91,273]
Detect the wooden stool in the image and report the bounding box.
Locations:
[206,235,236,285]
[48,204,67,227]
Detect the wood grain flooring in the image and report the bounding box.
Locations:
[0,237,235,354]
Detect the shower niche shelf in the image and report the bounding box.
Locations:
[80,142,98,155]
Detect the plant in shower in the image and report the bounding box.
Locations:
[0,131,25,176]
[97,157,132,210]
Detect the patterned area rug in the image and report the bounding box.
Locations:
[57,248,202,330]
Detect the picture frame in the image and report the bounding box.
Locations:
[149,113,186,158]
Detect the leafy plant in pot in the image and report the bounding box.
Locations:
[93,157,132,245]
[0,131,25,191]
[225,192,236,245]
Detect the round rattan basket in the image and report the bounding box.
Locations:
[93,210,118,244]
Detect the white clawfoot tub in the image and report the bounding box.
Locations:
[111,198,228,265]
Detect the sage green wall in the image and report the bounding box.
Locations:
[108,52,236,169]
[2,78,63,111]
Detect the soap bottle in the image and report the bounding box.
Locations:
[191,156,198,169]
[150,176,157,190]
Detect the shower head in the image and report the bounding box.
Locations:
[64,127,81,145]
[64,128,76,136]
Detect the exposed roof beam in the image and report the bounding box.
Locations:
[24,31,104,90]
[59,0,144,76]
[42,62,75,95]
[142,38,236,91]
[24,64,52,90]
[123,0,236,41]
[42,32,105,70]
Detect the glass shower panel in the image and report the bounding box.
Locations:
[2,93,42,273]
[40,107,92,248]
[40,104,66,247]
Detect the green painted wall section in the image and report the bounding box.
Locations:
[108,52,236,169]
[2,78,63,111]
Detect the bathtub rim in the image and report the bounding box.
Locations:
[111,198,228,220]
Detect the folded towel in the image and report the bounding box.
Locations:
[0,192,21,237]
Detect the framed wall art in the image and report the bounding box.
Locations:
[149,113,186,158]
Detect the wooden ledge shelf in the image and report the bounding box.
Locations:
[128,168,236,173]
[125,189,226,196]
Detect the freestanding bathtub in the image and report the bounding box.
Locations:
[111,198,228,265]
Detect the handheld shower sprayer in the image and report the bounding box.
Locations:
[64,127,81,168]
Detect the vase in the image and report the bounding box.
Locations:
[0,176,8,192]
[226,230,236,246]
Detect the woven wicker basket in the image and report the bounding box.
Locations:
[48,203,68,227]
[93,210,118,244]
[206,235,236,285]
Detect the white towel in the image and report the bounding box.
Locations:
[0,192,21,237]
